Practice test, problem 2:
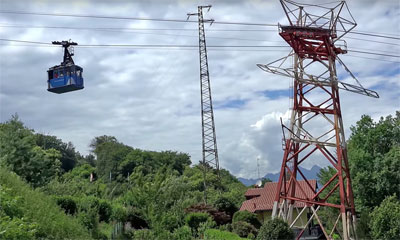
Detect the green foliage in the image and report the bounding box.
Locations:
[55,195,77,215]
[0,116,62,187]
[233,210,261,229]
[0,168,90,239]
[111,204,127,222]
[0,215,39,240]
[232,221,257,238]
[35,133,78,172]
[213,195,238,217]
[43,164,106,198]
[204,229,250,240]
[185,212,212,231]
[0,117,248,239]
[349,112,400,210]
[173,226,192,240]
[317,112,400,235]
[261,177,272,187]
[91,135,192,181]
[369,195,400,240]
[256,218,294,240]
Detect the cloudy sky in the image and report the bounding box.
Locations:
[0,0,399,178]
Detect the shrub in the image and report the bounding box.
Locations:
[185,203,230,225]
[256,218,294,240]
[369,195,400,240]
[98,200,112,222]
[232,221,257,238]
[197,218,217,238]
[55,196,77,215]
[111,204,127,222]
[185,212,212,231]
[204,229,249,240]
[233,210,261,229]
[0,215,39,239]
[161,213,180,232]
[213,196,238,217]
[173,226,192,240]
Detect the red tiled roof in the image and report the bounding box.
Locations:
[240,180,317,213]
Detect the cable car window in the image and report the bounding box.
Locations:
[59,70,64,77]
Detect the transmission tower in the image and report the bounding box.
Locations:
[257,1,378,239]
[188,5,219,204]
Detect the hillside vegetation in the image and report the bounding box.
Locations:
[0,112,399,239]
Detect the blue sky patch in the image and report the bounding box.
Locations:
[215,99,248,109]
[259,89,291,99]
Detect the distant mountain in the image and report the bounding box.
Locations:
[238,165,322,186]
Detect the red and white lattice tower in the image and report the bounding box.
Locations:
[257,1,378,239]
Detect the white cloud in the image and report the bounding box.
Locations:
[0,0,399,179]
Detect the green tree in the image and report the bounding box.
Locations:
[369,195,400,240]
[0,116,61,187]
[35,133,78,172]
[256,218,294,240]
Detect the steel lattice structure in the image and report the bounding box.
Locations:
[188,6,219,203]
[257,1,378,239]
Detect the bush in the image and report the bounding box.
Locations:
[0,215,39,239]
[197,218,217,238]
[369,195,400,240]
[214,196,238,217]
[98,200,112,222]
[204,229,249,240]
[111,204,127,222]
[233,210,261,229]
[55,196,77,215]
[161,213,180,232]
[185,212,212,231]
[256,218,294,240]
[232,221,257,238]
[173,226,192,240]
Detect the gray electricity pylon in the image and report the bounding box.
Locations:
[188,5,219,204]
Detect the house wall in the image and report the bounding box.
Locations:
[256,208,309,228]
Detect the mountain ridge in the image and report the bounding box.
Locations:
[238,165,322,186]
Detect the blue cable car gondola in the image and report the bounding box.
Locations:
[47,40,84,94]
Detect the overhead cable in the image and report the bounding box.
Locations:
[1,39,399,59]
[1,10,399,40]
[0,10,277,27]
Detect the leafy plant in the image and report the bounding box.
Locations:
[233,210,261,229]
[256,218,294,240]
[369,195,400,240]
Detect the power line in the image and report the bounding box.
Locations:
[0,25,279,43]
[348,31,400,41]
[1,10,399,40]
[0,10,277,27]
[346,54,400,63]
[344,36,400,46]
[1,39,399,59]
[0,24,277,32]
[347,50,400,58]
[2,24,398,46]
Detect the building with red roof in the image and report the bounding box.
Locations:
[240,180,317,228]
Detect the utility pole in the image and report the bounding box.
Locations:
[188,5,219,204]
[258,1,378,239]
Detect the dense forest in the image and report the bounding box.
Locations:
[0,112,399,239]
